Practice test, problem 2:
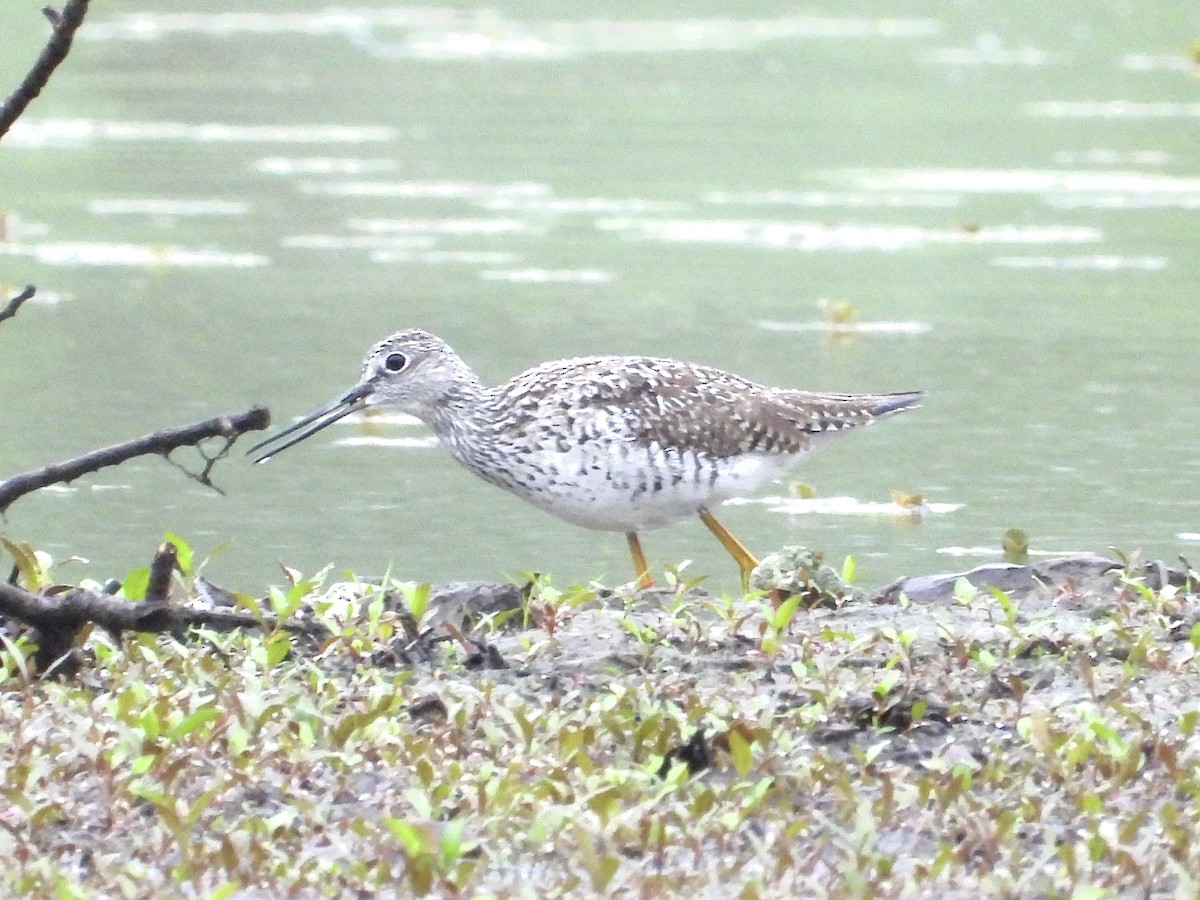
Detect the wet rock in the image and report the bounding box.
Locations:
[871,554,1122,607]
[424,581,525,628]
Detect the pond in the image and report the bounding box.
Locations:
[1,2,1197,592]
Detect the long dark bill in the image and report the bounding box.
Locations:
[247,383,372,463]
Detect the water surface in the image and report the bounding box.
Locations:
[2,2,1197,591]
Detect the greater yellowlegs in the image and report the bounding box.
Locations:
[250,329,922,589]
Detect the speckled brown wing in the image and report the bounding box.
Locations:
[499,356,920,461]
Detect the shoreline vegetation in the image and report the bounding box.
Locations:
[5,5,1200,894]
[3,541,1199,895]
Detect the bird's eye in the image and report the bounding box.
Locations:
[383,352,407,372]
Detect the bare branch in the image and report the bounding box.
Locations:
[0,406,272,515]
[0,286,36,325]
[144,541,177,605]
[0,572,325,674]
[0,0,90,141]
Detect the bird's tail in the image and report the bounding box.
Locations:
[869,391,924,417]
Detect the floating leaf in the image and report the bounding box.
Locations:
[891,489,924,508]
[1002,528,1029,563]
[821,298,858,326]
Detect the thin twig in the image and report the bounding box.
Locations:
[0,406,272,515]
[0,286,36,325]
[162,430,237,494]
[0,0,90,141]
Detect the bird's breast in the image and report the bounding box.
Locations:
[452,431,802,531]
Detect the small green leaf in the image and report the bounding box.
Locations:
[1,538,49,591]
[384,818,426,857]
[137,708,162,741]
[164,532,194,576]
[987,586,1018,624]
[862,739,889,764]
[398,582,432,623]
[0,631,32,683]
[727,728,753,777]
[952,578,977,604]
[841,554,857,584]
[169,706,219,740]
[265,631,291,667]
[54,877,85,900]
[873,669,902,697]
[286,579,316,605]
[268,586,300,619]
[440,820,466,866]
[767,594,802,632]
[123,567,151,601]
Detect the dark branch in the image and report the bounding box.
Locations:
[0,574,325,674]
[0,406,272,515]
[0,286,36,325]
[144,542,177,606]
[0,0,90,141]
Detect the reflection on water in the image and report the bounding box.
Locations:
[478,269,613,284]
[758,320,931,335]
[991,256,1166,270]
[7,119,397,147]
[920,35,1050,68]
[0,242,268,267]
[726,495,963,518]
[89,199,250,216]
[82,10,942,57]
[254,157,398,176]
[595,218,1102,250]
[1028,101,1200,118]
[2,1,1197,590]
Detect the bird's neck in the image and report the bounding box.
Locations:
[425,369,497,462]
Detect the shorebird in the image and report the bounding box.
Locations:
[250,329,921,589]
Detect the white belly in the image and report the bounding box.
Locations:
[496,443,805,532]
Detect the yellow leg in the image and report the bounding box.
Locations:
[698,507,760,593]
[626,532,654,589]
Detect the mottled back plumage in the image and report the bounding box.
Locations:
[493,354,914,460]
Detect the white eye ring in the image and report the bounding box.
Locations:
[384,352,407,372]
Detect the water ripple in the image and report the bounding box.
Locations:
[9,119,396,148]
[0,241,268,268]
[596,218,1100,251]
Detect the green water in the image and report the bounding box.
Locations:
[2,2,1197,592]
